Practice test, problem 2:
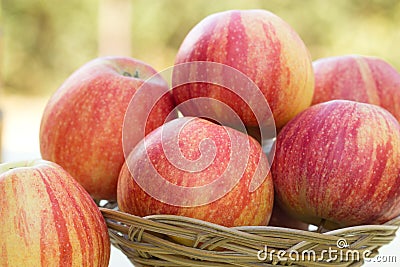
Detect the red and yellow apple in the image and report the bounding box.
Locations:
[272,100,400,229]
[117,117,274,227]
[172,9,314,129]
[0,160,110,266]
[312,55,400,121]
[40,56,177,201]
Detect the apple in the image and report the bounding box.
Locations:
[268,202,309,230]
[272,100,400,230]
[40,56,177,201]
[117,117,274,227]
[172,9,314,130]
[312,55,400,121]
[0,159,110,266]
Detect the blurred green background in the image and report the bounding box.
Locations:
[1,0,400,96]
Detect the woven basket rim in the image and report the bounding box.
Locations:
[101,207,400,232]
[101,207,400,267]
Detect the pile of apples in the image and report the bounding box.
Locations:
[2,9,400,266]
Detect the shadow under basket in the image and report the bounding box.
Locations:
[100,207,400,267]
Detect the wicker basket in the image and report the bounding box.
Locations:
[100,206,400,267]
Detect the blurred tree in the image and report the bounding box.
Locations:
[128,0,400,71]
[1,0,399,95]
[2,0,98,95]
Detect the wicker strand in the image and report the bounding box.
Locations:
[101,208,400,267]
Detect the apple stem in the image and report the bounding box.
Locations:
[122,70,139,78]
[317,219,326,233]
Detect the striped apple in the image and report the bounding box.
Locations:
[118,117,274,227]
[272,100,400,230]
[0,160,110,267]
[312,55,400,121]
[172,9,314,129]
[40,56,177,201]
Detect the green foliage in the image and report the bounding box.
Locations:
[2,0,98,95]
[1,0,400,95]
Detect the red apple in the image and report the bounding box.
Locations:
[117,117,274,227]
[40,56,177,201]
[312,55,400,121]
[0,160,110,266]
[272,100,400,229]
[172,9,314,129]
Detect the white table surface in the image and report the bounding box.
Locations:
[1,95,398,266]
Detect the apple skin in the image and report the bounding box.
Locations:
[172,9,314,129]
[271,100,400,229]
[312,55,400,121]
[40,56,177,201]
[0,160,110,266]
[117,117,274,227]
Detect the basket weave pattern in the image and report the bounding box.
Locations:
[101,207,400,267]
